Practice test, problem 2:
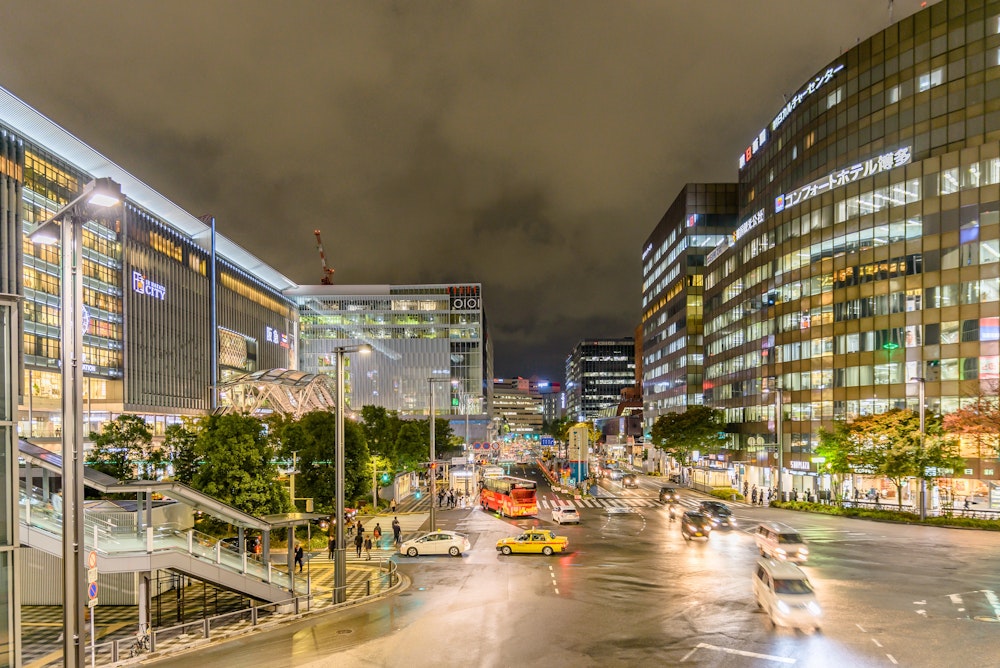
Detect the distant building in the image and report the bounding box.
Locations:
[641,184,738,431]
[537,379,564,424]
[565,338,636,421]
[287,283,492,418]
[492,377,544,437]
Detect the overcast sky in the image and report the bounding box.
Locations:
[0,1,932,381]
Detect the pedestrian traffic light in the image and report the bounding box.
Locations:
[381,473,391,484]
[415,491,421,499]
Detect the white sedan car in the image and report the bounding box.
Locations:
[399,530,470,557]
[551,505,581,524]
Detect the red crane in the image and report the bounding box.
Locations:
[314,229,335,285]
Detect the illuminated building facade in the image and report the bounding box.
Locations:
[705,0,1000,498]
[1,86,298,444]
[288,284,492,418]
[492,377,544,437]
[641,184,738,430]
[565,338,636,421]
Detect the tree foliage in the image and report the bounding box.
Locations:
[829,409,964,510]
[942,397,1000,459]
[272,410,370,511]
[649,406,726,467]
[189,413,289,517]
[360,405,401,461]
[163,420,199,485]
[88,414,153,481]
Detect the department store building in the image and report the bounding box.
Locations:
[704,0,1000,502]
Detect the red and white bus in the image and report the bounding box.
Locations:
[480,476,538,517]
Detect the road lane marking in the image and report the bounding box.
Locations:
[887,654,898,664]
[682,643,796,664]
[855,623,867,632]
[871,638,882,648]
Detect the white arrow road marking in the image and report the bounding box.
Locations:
[681,643,796,664]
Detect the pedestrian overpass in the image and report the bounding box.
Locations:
[18,439,310,610]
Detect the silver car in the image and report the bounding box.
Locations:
[551,506,581,524]
[399,530,471,557]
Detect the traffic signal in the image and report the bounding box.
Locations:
[381,473,391,484]
[415,491,422,499]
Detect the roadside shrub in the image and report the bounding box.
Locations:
[710,487,744,501]
[770,501,1000,530]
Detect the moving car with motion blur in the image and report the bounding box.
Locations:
[698,501,736,529]
[551,505,581,524]
[659,486,679,503]
[680,511,713,541]
[753,558,822,631]
[755,522,809,562]
[399,530,471,557]
[496,529,569,556]
[621,473,639,488]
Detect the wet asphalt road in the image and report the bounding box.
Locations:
[146,467,1000,667]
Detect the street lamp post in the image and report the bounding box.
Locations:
[27,178,122,668]
[912,376,927,519]
[428,377,454,531]
[334,344,370,603]
[774,383,784,502]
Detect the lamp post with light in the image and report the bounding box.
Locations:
[334,344,370,603]
[428,376,454,531]
[911,376,927,519]
[26,177,122,668]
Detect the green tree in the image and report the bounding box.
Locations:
[164,420,199,485]
[816,421,857,501]
[88,414,153,481]
[360,405,401,462]
[649,406,726,468]
[189,413,289,517]
[276,410,370,512]
[395,420,428,469]
[846,409,964,511]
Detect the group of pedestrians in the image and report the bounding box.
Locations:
[437,488,468,509]
[743,482,775,506]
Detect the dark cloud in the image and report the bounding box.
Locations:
[0,0,932,380]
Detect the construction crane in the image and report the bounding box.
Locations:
[314,229,335,285]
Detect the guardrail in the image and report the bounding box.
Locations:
[90,558,400,665]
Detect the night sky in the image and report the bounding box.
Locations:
[0,1,931,381]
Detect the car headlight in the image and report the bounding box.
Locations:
[807,602,822,615]
[730,519,737,526]
[799,548,809,555]
[775,547,786,555]
[776,600,791,614]
[686,524,697,532]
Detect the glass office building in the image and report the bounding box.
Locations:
[0,87,298,446]
[565,338,636,421]
[641,184,738,430]
[289,284,492,418]
[704,0,1000,498]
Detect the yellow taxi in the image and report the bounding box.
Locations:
[496,529,569,556]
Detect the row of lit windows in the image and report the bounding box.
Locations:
[219,271,291,318]
[302,314,458,327]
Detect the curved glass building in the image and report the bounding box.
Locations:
[704,0,1000,502]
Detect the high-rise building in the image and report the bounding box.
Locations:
[492,377,544,437]
[288,284,491,418]
[704,0,1000,499]
[537,379,564,425]
[641,184,738,430]
[565,338,636,421]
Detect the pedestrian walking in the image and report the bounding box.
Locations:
[373,523,382,548]
[328,537,335,560]
[392,517,401,545]
[294,544,304,572]
[742,481,749,498]
[354,531,363,557]
[751,486,758,505]
[364,536,372,560]
[390,498,397,513]
[964,496,971,510]
[438,490,445,507]
[356,520,364,537]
